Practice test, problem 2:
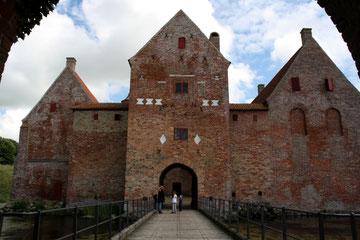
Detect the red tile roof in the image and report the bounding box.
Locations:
[252,48,301,104]
[72,102,128,110]
[230,103,268,111]
[73,72,98,103]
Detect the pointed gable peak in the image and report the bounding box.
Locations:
[129,9,229,64]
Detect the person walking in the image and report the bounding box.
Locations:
[171,192,177,213]
[157,186,165,213]
[179,194,183,211]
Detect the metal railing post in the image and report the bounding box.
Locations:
[246,204,250,239]
[228,199,232,224]
[95,203,99,240]
[33,211,41,240]
[281,207,287,240]
[318,212,325,240]
[127,200,130,226]
[350,213,358,240]
[108,203,113,238]
[72,206,78,240]
[261,205,265,240]
[118,202,122,231]
[0,212,3,237]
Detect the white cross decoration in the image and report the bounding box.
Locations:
[136,98,144,105]
[214,75,220,81]
[202,100,209,106]
[211,100,219,106]
[155,99,163,105]
[146,98,153,105]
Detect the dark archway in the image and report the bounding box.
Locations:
[159,163,198,209]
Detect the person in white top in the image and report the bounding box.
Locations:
[171,192,177,213]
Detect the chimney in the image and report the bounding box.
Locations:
[300,28,312,46]
[66,57,76,71]
[258,84,265,94]
[209,32,220,50]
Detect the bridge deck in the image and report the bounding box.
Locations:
[127,209,232,239]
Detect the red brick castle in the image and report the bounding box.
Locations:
[12,10,360,211]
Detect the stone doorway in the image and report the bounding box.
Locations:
[159,163,198,209]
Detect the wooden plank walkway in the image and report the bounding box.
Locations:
[126,209,232,239]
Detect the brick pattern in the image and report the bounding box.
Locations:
[12,66,97,202]
[11,11,360,211]
[230,34,360,210]
[124,10,232,200]
[0,1,17,81]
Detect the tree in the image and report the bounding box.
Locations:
[0,137,18,165]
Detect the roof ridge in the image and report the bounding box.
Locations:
[252,47,302,104]
[72,71,98,103]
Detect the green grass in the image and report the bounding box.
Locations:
[0,164,14,203]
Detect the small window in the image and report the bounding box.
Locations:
[114,114,121,121]
[174,128,188,140]
[93,113,98,120]
[232,114,238,121]
[178,37,185,49]
[253,115,257,122]
[50,103,57,112]
[291,77,300,91]
[325,78,334,91]
[175,82,188,94]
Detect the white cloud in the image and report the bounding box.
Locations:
[0,0,235,140]
[228,63,257,102]
[0,108,30,140]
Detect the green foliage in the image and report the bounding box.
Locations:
[0,137,18,165]
[11,200,30,211]
[0,164,13,203]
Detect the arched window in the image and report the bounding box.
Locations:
[290,108,307,135]
[326,108,343,135]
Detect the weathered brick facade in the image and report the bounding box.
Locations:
[12,11,360,211]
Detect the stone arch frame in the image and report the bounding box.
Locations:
[326,107,343,136]
[290,108,307,135]
[159,163,198,209]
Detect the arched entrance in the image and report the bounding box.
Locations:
[159,163,198,209]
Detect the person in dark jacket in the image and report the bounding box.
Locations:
[157,186,165,213]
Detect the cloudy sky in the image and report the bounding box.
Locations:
[0,0,359,141]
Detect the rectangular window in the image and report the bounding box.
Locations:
[93,113,98,120]
[291,77,300,92]
[178,37,185,49]
[175,82,188,94]
[232,114,238,121]
[114,114,121,121]
[174,128,188,140]
[325,78,334,91]
[50,102,57,112]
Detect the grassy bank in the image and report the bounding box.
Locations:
[0,164,13,203]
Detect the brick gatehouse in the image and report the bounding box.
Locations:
[12,10,360,211]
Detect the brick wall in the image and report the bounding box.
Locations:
[12,61,96,202]
[66,110,128,203]
[124,10,232,201]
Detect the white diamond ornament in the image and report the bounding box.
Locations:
[146,98,153,105]
[211,100,219,106]
[155,99,162,105]
[136,98,144,105]
[202,100,209,106]
[160,134,166,144]
[194,134,201,144]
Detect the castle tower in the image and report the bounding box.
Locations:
[124,10,232,207]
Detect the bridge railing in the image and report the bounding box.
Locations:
[198,197,359,240]
[0,197,155,240]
